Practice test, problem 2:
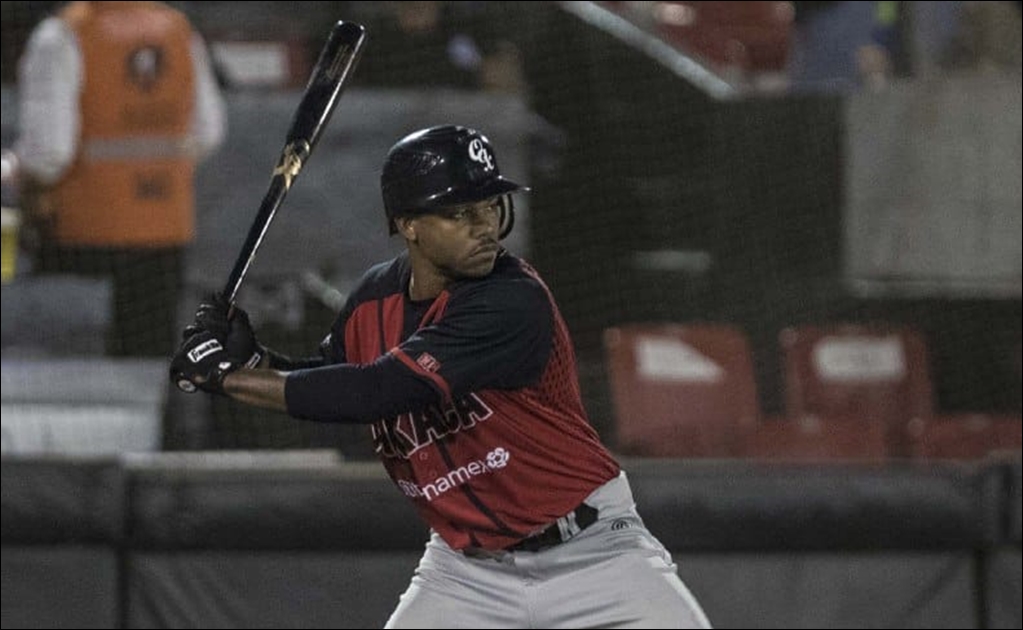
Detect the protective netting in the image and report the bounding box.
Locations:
[1,2,1019,456]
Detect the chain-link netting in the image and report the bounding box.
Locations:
[2,2,1019,456]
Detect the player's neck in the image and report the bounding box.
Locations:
[408,270,445,302]
[406,246,451,301]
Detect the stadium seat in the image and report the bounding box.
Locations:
[742,415,889,461]
[906,413,1022,460]
[779,324,934,458]
[603,323,758,457]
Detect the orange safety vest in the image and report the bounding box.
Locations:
[50,1,197,247]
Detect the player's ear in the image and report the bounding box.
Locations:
[395,216,417,241]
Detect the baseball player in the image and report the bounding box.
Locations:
[171,125,712,629]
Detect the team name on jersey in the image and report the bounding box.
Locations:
[372,393,494,459]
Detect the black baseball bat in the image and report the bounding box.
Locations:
[223,20,366,304]
[174,21,365,393]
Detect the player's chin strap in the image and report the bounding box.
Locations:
[498,194,515,239]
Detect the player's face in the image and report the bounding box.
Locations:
[412,197,503,280]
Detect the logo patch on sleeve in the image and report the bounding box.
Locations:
[415,352,441,373]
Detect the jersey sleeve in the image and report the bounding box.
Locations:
[390,276,553,401]
[284,353,440,424]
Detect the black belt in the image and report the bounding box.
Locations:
[505,503,598,553]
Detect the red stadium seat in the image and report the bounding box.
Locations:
[780,324,935,458]
[603,323,759,457]
[907,413,1022,460]
[742,415,889,461]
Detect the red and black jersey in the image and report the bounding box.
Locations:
[284,250,620,550]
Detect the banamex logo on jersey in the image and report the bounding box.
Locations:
[486,447,509,469]
[396,447,512,502]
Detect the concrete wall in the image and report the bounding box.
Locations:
[3,455,1020,629]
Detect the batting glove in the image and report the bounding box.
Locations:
[182,294,265,370]
[170,329,243,395]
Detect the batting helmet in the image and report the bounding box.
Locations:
[381,125,527,238]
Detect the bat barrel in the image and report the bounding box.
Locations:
[218,20,366,306]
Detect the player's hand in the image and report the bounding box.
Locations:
[182,293,231,340]
[224,306,266,368]
[170,329,241,395]
[183,294,265,369]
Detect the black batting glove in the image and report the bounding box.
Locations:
[182,293,231,340]
[224,306,266,369]
[182,294,265,369]
[170,329,242,395]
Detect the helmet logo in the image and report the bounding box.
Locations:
[468,138,495,171]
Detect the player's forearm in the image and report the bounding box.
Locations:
[285,360,440,424]
[221,357,441,424]
[222,368,288,412]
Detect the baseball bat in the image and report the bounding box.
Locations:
[223,20,366,305]
[175,21,365,393]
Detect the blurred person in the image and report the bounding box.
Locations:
[356,1,526,93]
[789,1,905,91]
[13,0,226,356]
[358,1,483,89]
[171,125,712,629]
[479,38,527,93]
[941,1,1022,74]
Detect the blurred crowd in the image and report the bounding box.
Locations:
[2,2,1021,95]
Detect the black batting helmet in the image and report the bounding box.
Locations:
[381,125,527,238]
